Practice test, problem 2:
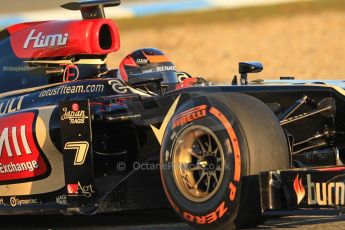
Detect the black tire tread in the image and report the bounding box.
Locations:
[209,93,290,228]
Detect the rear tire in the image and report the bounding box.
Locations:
[160,93,290,229]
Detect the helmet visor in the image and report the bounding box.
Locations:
[161,71,178,85]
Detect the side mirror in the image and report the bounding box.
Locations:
[239,62,263,85]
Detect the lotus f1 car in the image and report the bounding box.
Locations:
[0,0,345,229]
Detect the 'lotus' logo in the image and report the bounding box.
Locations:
[293,174,306,205]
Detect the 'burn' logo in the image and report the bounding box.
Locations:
[293,174,345,206]
[293,174,306,205]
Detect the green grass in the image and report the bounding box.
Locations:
[116,0,345,30]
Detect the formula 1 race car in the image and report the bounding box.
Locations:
[0,0,344,229]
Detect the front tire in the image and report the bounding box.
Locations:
[160,93,290,229]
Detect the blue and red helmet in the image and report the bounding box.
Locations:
[117,48,178,86]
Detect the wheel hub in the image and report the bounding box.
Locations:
[197,156,217,172]
[172,125,226,203]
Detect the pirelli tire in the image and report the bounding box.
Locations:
[160,93,290,229]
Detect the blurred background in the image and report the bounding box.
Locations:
[1,0,344,82]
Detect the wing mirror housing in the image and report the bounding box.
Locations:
[239,62,263,85]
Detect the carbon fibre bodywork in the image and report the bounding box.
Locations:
[1,0,345,219]
[0,79,345,214]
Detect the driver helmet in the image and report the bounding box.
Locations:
[117,48,178,88]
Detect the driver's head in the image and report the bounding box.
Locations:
[117,48,178,88]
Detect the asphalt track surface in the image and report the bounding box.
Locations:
[2,209,345,229]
